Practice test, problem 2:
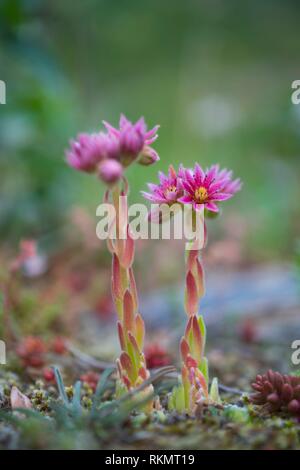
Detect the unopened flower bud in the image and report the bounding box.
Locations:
[138,146,160,166]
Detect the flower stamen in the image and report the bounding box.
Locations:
[165,185,177,196]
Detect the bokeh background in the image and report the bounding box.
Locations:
[0,0,300,359]
[1,0,300,254]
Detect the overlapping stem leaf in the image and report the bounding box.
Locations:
[170,244,212,414]
[105,180,153,408]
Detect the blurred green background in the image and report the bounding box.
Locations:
[1,0,300,259]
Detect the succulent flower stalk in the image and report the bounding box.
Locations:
[143,163,241,414]
[67,115,160,411]
[106,181,154,409]
[168,243,217,415]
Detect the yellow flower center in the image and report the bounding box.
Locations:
[194,186,208,202]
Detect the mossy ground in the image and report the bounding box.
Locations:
[1,339,299,450]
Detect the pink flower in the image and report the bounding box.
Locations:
[103,114,159,165]
[66,132,119,172]
[66,115,160,179]
[141,165,184,204]
[178,163,242,213]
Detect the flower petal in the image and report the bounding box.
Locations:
[204,164,219,186]
[205,201,219,212]
[211,192,232,201]
[102,120,120,137]
[120,114,131,128]
[182,180,195,195]
[194,163,205,186]
[178,195,193,204]
[145,124,160,139]
[193,202,204,212]
[140,191,166,203]
[147,183,159,192]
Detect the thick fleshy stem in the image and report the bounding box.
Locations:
[105,178,154,410]
[169,224,220,414]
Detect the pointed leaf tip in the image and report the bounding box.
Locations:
[185,270,198,316]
